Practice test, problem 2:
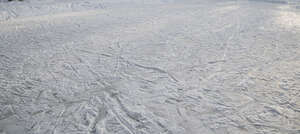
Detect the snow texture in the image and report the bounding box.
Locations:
[0,0,300,134]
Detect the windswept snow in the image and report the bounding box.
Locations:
[0,0,300,134]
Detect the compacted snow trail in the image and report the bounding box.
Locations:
[0,0,300,134]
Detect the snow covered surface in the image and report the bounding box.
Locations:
[0,0,300,134]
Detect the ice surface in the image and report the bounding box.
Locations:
[0,0,300,134]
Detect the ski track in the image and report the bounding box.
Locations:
[0,0,300,134]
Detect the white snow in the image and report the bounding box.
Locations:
[0,0,300,134]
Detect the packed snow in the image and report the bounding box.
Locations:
[0,0,300,134]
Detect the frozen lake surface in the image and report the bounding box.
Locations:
[0,0,300,134]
